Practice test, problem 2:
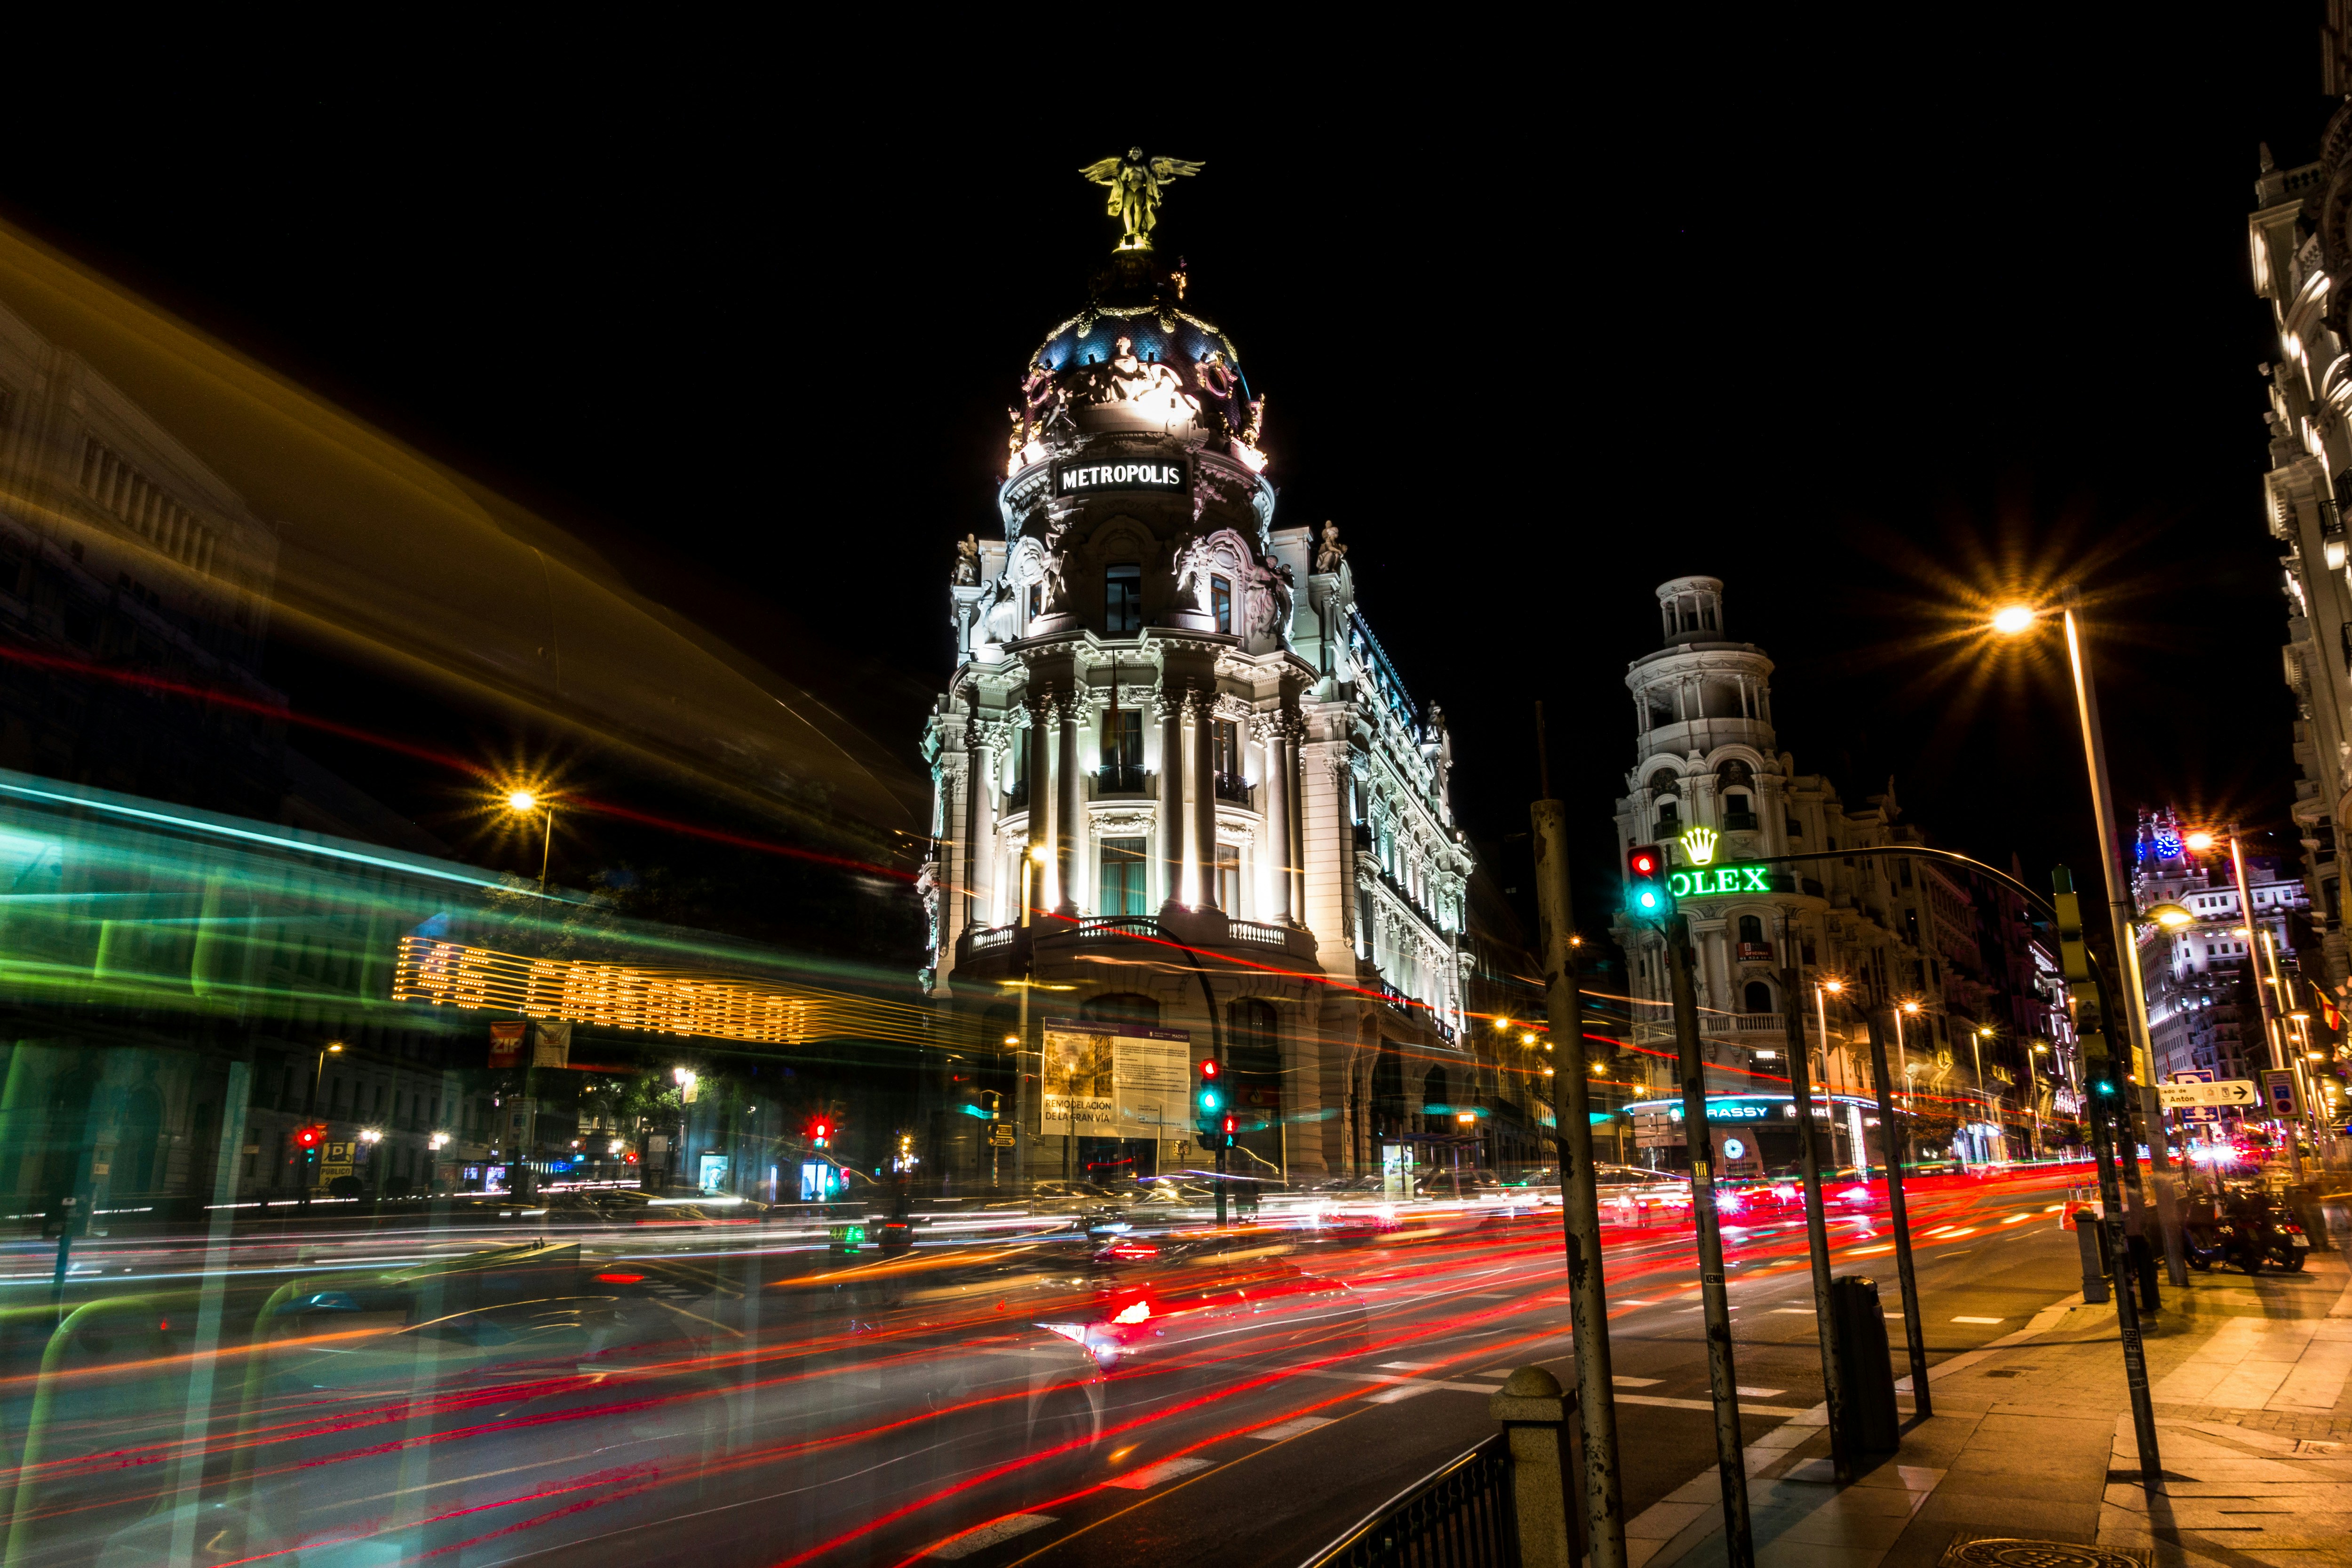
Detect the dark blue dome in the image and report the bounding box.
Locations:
[1033,306,1250,402]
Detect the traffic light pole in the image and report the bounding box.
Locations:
[2056,865,2162,1490]
[1776,953,1849,1482]
[1533,796,1624,1567]
[1668,916,1754,1568]
[1864,1014,1931,1417]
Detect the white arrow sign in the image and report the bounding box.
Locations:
[2157,1079,2259,1108]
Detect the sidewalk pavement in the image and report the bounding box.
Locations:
[1632,1248,2352,1567]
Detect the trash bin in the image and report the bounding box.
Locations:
[1830,1274,1900,1456]
[2072,1207,2109,1304]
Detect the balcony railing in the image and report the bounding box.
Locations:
[1228,918,1288,948]
[1097,764,1146,794]
[1723,812,1758,832]
[1214,771,1252,805]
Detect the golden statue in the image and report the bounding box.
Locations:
[1080,148,1204,251]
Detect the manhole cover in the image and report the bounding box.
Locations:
[1939,1540,2149,1568]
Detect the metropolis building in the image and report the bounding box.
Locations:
[919,194,1476,1186]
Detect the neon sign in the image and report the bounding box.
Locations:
[1668,864,1772,896]
[1678,826,1720,866]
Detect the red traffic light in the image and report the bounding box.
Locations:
[1221,1114,1236,1135]
[813,1122,829,1138]
[294,1125,324,1149]
[1629,847,1658,876]
[1199,1059,1219,1079]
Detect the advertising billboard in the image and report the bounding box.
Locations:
[1040,1016,1191,1137]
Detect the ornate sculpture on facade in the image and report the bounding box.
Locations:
[915,858,942,958]
[1079,149,1205,251]
[1315,519,1348,574]
[952,533,981,586]
[1064,335,1200,420]
[1172,534,1216,613]
[1248,554,1296,649]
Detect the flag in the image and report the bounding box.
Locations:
[2321,991,2342,1033]
[533,1020,572,1069]
[488,1022,525,1068]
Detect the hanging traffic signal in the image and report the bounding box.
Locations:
[1626,844,1671,918]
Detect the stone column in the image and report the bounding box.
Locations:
[1189,690,1217,909]
[1055,692,1082,917]
[960,723,983,934]
[1260,716,1294,925]
[1024,697,1049,919]
[1156,692,1185,912]
[974,724,1003,926]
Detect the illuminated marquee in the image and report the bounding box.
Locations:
[392,936,843,1046]
[1668,863,1772,897]
[1053,458,1188,497]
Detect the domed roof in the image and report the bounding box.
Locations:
[1031,304,1248,397]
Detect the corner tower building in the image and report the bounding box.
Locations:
[920,183,1473,1187]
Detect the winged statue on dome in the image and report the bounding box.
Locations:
[1080,149,1204,251]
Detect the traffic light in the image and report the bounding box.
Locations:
[1195,1058,1223,1134]
[1219,1112,1237,1150]
[811,1120,830,1150]
[294,1124,326,1152]
[1626,844,1670,919]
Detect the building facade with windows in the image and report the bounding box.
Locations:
[2130,806,2307,1089]
[1608,577,2073,1167]
[920,240,1477,1186]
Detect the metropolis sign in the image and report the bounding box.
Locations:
[1053,458,1189,497]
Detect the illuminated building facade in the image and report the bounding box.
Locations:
[0,299,285,816]
[1609,577,2066,1165]
[2130,805,2306,1087]
[921,239,1473,1184]
[2245,127,2352,1009]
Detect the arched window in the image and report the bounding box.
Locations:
[1743,980,1773,1015]
[1422,1063,1449,1115]
[1648,769,1679,796]
[1738,914,1764,945]
[1656,799,1680,833]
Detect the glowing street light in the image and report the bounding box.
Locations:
[1990,605,2037,636]
[2144,902,2194,930]
[504,788,556,889]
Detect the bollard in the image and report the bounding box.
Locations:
[2073,1208,2109,1304]
[1489,1365,1587,1568]
[1829,1276,1900,1455]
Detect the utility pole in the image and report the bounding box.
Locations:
[1778,944,1849,1482]
[2055,865,2162,1489]
[1668,916,1753,1567]
[1865,1014,1930,1414]
[1531,700,1624,1567]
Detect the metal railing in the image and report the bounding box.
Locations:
[1304,1431,1518,1568]
[1214,771,1253,804]
[1096,764,1146,793]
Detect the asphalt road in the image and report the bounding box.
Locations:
[0,1167,2098,1568]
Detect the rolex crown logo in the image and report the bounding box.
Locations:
[1679,826,1719,866]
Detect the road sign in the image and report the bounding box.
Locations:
[320,1164,353,1181]
[2157,1077,2256,1109]
[326,1141,354,1162]
[2168,1069,2218,1123]
[2262,1068,2302,1118]
[987,1123,1015,1147]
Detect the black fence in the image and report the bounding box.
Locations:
[1305,1432,1519,1568]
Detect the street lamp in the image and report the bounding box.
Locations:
[311,1041,344,1120]
[1992,590,2190,1277]
[1971,1025,1995,1161]
[505,789,556,890]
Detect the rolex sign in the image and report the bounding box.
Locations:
[1053,458,1188,497]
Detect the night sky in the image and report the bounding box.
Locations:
[0,20,2336,936]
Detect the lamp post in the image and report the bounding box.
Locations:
[360,1127,385,1199]
[1992,594,2187,1285]
[1894,1000,1920,1138]
[2184,828,2303,1178]
[310,1041,344,1119]
[429,1130,449,1195]
[1814,979,1843,1167]
[505,790,555,890]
